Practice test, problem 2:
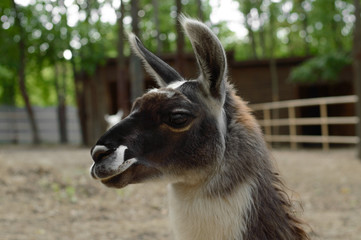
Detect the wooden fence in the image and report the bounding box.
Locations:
[250,95,359,150]
[0,106,81,144]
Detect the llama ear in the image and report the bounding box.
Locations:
[129,33,182,87]
[181,17,226,101]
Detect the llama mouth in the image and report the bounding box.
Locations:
[90,145,137,180]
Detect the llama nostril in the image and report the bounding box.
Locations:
[124,148,135,161]
[91,145,116,163]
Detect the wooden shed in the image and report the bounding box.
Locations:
[76,53,354,146]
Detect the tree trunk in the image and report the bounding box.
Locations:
[130,0,144,101]
[269,3,280,141]
[353,0,361,159]
[332,0,344,51]
[196,0,204,22]
[117,0,129,115]
[175,0,185,74]
[60,0,86,145]
[12,0,40,144]
[58,63,68,143]
[245,13,258,59]
[257,4,266,58]
[153,0,162,54]
[294,0,308,54]
[269,4,280,103]
[301,10,310,55]
[54,63,68,144]
[73,69,88,146]
[259,25,266,58]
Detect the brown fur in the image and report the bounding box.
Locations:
[226,85,310,239]
[228,84,260,132]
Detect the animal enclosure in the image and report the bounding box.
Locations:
[250,95,359,150]
[0,106,81,144]
[76,55,355,146]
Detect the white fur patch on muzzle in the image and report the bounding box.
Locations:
[90,145,137,180]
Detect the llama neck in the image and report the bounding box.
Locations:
[167,180,254,240]
[168,174,307,240]
[166,87,308,240]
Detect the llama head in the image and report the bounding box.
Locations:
[90,17,228,188]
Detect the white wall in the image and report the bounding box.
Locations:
[0,106,81,144]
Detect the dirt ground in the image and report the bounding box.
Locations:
[0,145,360,240]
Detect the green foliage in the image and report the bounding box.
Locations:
[0,65,16,105]
[233,0,354,60]
[138,0,213,53]
[289,51,352,83]
[0,0,114,106]
[0,0,357,106]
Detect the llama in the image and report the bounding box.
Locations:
[90,17,309,240]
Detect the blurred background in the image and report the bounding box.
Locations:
[0,0,361,154]
[1,1,361,239]
[1,0,360,151]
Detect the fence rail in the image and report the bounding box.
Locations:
[0,106,81,144]
[250,95,359,150]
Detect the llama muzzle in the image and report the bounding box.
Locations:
[90,145,137,180]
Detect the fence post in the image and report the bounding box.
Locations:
[288,105,297,150]
[263,109,272,136]
[12,108,18,143]
[320,103,329,150]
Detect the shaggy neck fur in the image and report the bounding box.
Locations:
[168,181,254,240]
[168,85,309,240]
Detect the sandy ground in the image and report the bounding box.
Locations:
[0,145,360,240]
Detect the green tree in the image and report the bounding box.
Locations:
[10,0,40,144]
[1,0,359,145]
[116,0,129,114]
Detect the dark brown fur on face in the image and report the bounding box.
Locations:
[90,17,310,240]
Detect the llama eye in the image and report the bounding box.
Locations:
[167,113,190,128]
